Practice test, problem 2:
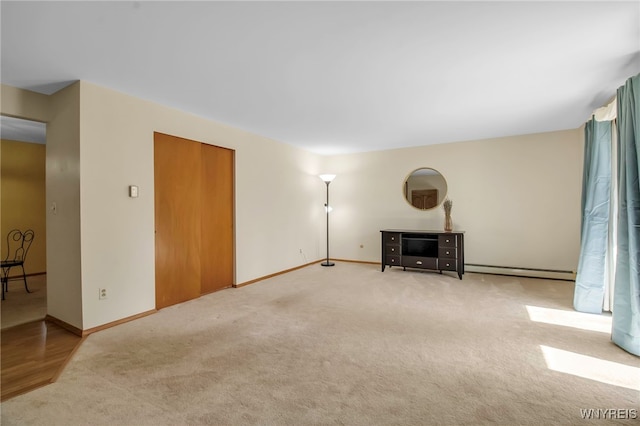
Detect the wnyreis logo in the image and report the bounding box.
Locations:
[580,408,638,420]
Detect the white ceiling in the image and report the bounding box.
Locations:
[1,1,638,154]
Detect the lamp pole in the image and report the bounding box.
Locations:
[319,174,336,267]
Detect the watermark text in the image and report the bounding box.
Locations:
[580,408,637,420]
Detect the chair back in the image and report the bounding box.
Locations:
[4,229,35,263]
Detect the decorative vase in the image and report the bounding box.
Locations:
[444,214,453,232]
[442,198,453,232]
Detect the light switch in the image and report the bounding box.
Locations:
[129,185,139,198]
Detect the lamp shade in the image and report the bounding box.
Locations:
[319,174,336,183]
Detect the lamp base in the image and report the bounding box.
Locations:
[321,261,335,267]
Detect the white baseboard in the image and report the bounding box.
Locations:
[465,264,576,281]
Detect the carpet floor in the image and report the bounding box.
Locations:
[0,262,637,425]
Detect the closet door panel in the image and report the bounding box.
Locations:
[154,132,202,309]
[200,144,234,294]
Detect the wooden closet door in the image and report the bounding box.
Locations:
[154,132,202,309]
[200,144,234,294]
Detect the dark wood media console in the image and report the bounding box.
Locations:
[380,229,465,279]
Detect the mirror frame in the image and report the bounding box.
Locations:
[403,167,448,211]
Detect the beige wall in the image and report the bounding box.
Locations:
[1,84,50,123]
[0,139,47,274]
[78,81,323,329]
[46,82,83,328]
[1,81,584,330]
[326,129,584,272]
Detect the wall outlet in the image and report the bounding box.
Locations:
[99,288,107,300]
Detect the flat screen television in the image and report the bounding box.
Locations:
[402,234,438,257]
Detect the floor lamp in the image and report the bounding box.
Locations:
[319,174,336,267]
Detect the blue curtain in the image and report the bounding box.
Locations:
[574,119,611,313]
[612,73,640,356]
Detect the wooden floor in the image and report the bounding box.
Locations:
[1,320,82,401]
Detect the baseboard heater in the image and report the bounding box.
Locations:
[465,264,576,281]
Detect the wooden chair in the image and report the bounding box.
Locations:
[1,229,34,300]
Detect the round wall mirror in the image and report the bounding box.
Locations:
[403,168,448,210]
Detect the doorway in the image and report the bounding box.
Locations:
[0,115,47,329]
